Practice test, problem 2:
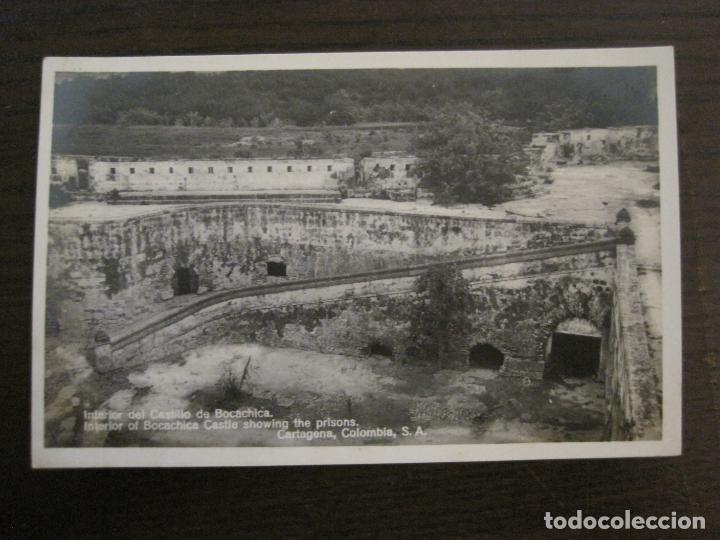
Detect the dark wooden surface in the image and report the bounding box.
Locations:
[4,1,719,537]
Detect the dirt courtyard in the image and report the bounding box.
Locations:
[46,343,606,448]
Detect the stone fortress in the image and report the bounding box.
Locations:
[47,127,662,442]
[51,124,657,200]
[528,125,658,172]
[51,155,356,203]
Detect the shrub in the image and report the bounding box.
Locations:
[49,184,71,208]
[407,264,474,366]
[105,189,120,203]
[217,363,244,402]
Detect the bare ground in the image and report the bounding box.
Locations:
[46,343,606,447]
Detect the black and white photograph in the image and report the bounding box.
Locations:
[32,49,681,467]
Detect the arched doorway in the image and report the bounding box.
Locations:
[363,341,393,358]
[468,343,504,370]
[172,266,199,296]
[545,318,602,379]
[76,157,89,190]
[266,256,287,277]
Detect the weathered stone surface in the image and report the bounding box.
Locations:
[99,246,616,389]
[47,203,609,339]
[606,243,662,441]
[45,200,661,442]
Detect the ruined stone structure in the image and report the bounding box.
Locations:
[50,156,355,195]
[46,202,660,441]
[47,203,608,339]
[50,155,80,187]
[358,154,419,199]
[528,125,658,171]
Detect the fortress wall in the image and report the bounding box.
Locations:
[95,246,616,372]
[606,243,662,440]
[86,157,354,193]
[46,203,611,340]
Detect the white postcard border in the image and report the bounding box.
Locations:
[32,47,681,468]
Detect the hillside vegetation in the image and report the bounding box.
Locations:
[54,68,657,131]
[51,123,418,159]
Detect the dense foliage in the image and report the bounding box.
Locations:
[408,265,475,366]
[413,111,529,205]
[54,68,657,131]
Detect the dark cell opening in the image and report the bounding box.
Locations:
[549,332,600,378]
[77,157,89,190]
[267,260,287,277]
[469,343,504,370]
[173,267,198,296]
[367,341,393,358]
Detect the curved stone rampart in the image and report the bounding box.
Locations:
[47,202,611,340]
[93,239,617,373]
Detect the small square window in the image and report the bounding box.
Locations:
[587,134,591,141]
[208,166,214,173]
[51,167,57,174]
[228,166,233,173]
[248,166,253,173]
[149,167,155,174]
[169,167,174,173]
[287,165,293,172]
[327,165,332,172]
[267,166,272,172]
[188,167,194,174]
[110,167,116,175]
[307,165,312,172]
[405,164,411,171]
[389,164,396,171]
[129,167,135,174]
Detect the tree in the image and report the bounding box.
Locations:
[116,107,167,126]
[412,111,529,206]
[53,68,658,128]
[407,264,475,366]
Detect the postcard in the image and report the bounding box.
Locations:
[32,48,681,467]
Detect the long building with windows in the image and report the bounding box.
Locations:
[50,156,355,194]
